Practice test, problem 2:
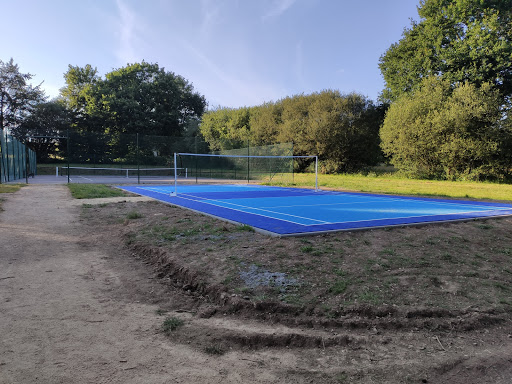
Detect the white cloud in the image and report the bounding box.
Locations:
[115,0,145,64]
[199,0,222,36]
[262,0,297,21]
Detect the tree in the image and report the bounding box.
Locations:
[0,58,45,131]
[58,62,207,164]
[16,101,71,162]
[249,102,282,145]
[59,64,100,132]
[276,91,383,172]
[199,91,385,173]
[96,62,207,137]
[379,0,512,102]
[200,107,252,151]
[60,64,99,113]
[380,77,512,180]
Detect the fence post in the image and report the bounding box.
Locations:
[6,131,11,182]
[25,143,29,184]
[292,141,294,184]
[247,139,250,183]
[0,132,2,184]
[67,129,70,183]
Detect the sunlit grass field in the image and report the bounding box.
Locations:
[272,173,512,202]
[0,184,24,194]
[67,184,126,199]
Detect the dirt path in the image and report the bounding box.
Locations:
[1,185,511,384]
[0,185,311,384]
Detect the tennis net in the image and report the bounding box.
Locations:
[57,166,187,179]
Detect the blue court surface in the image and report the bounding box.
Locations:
[118,184,512,236]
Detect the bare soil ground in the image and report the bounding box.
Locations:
[1,184,511,383]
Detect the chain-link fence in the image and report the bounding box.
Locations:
[17,129,296,184]
[31,131,209,183]
[0,131,37,183]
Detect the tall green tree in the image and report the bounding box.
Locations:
[380,77,511,180]
[59,64,100,132]
[16,101,72,162]
[60,64,99,113]
[96,62,206,137]
[59,62,207,163]
[0,58,45,131]
[379,0,512,102]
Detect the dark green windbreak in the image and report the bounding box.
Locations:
[0,131,37,183]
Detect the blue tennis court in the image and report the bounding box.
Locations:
[118,184,512,236]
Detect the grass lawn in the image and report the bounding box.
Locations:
[275,173,512,201]
[64,171,512,202]
[0,184,24,194]
[67,184,127,199]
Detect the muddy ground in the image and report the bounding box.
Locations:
[1,184,511,383]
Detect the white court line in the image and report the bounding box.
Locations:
[305,208,512,227]
[134,186,512,227]
[134,186,325,225]
[71,176,94,182]
[141,185,510,210]
[332,191,512,210]
[142,186,174,194]
[256,198,392,209]
[174,194,330,225]
[175,193,512,227]
[257,199,512,211]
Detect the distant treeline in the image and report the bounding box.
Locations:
[3,0,512,180]
[200,90,386,173]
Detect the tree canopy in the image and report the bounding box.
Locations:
[379,0,512,102]
[200,91,385,173]
[17,101,71,162]
[380,77,512,180]
[59,62,207,137]
[0,58,45,131]
[379,0,512,181]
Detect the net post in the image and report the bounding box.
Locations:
[0,137,2,184]
[315,156,319,192]
[25,143,28,184]
[247,141,250,184]
[136,132,140,184]
[171,152,177,196]
[292,141,294,185]
[67,129,70,184]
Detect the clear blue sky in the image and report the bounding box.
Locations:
[3,0,419,108]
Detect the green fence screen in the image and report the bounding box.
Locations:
[0,131,37,183]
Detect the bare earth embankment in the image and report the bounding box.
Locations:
[1,184,511,383]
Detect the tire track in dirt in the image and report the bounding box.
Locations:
[2,185,511,384]
[0,185,326,384]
